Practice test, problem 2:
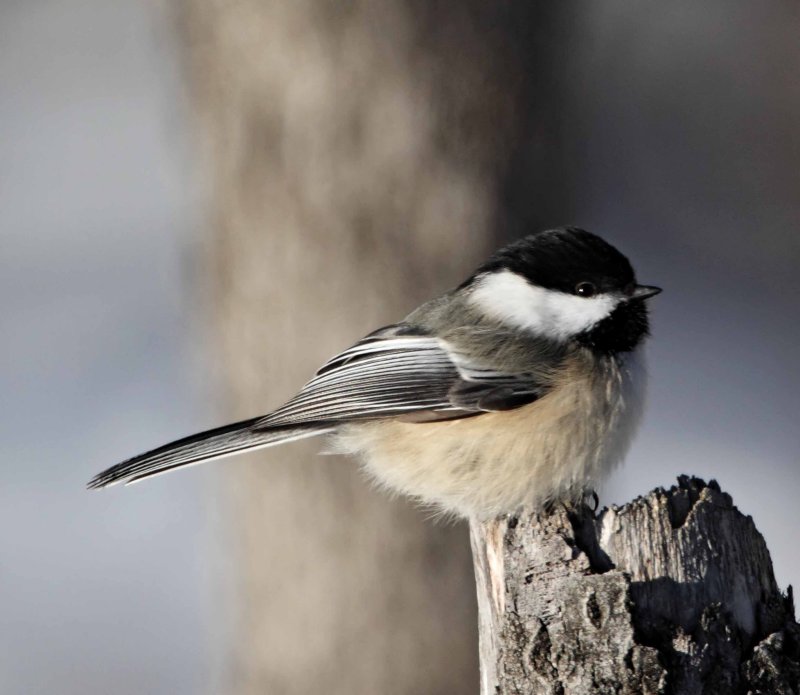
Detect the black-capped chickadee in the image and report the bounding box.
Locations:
[89,228,661,518]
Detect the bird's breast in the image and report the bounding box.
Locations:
[332,348,646,519]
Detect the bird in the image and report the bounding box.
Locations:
[88,227,661,519]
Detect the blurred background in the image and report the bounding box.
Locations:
[1,1,798,693]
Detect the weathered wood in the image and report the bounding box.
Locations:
[471,476,800,694]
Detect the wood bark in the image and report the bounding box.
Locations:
[471,476,800,694]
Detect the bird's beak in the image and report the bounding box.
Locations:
[630,285,662,301]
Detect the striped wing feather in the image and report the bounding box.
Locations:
[89,326,551,488]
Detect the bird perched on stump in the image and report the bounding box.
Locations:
[89,227,661,519]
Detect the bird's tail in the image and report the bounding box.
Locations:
[87,418,334,489]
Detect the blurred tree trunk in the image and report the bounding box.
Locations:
[178,2,572,693]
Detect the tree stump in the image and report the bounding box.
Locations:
[470,476,800,694]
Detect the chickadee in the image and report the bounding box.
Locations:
[89,227,661,518]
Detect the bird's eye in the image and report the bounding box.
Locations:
[575,282,597,298]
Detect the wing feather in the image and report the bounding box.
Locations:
[89,323,561,489]
[257,338,456,427]
[255,328,555,430]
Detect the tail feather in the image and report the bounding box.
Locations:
[87,418,333,489]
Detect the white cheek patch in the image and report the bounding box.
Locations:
[468,270,619,340]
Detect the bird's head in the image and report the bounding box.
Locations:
[464,227,661,354]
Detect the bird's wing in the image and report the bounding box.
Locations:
[89,324,557,489]
[254,325,555,429]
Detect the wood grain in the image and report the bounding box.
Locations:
[471,477,800,694]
